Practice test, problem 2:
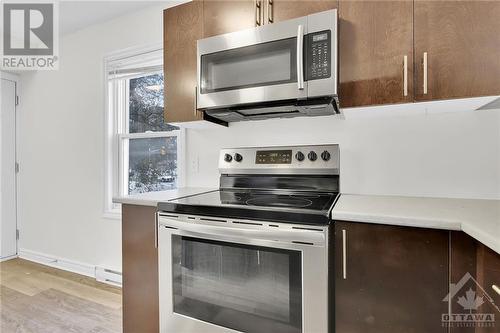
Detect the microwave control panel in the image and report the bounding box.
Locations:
[306,30,332,81]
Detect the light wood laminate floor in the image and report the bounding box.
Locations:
[0,258,122,333]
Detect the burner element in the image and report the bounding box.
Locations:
[246,195,313,208]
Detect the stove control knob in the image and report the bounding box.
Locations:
[295,151,305,162]
[308,151,317,161]
[234,153,243,162]
[321,150,331,161]
[224,153,232,162]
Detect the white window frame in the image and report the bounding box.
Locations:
[103,44,185,219]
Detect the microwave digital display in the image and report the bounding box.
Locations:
[256,150,292,164]
[313,33,328,42]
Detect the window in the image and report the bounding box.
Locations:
[104,47,183,217]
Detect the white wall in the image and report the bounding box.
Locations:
[17,3,181,272]
[186,98,500,200]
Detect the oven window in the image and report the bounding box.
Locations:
[200,38,297,94]
[172,236,302,333]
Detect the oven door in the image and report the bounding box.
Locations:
[158,214,329,333]
[197,16,309,110]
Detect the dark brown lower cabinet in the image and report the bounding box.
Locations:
[334,221,449,333]
[122,204,159,333]
[120,204,499,333]
[450,232,500,333]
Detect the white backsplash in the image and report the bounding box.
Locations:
[185,96,500,200]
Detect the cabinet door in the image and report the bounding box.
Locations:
[414,1,500,101]
[203,0,257,38]
[163,1,204,123]
[339,1,414,108]
[450,232,500,333]
[269,0,337,23]
[477,243,500,333]
[334,221,448,333]
[122,204,158,333]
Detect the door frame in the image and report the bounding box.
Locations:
[0,71,19,261]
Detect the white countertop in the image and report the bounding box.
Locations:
[332,194,500,255]
[112,187,216,207]
[114,189,499,254]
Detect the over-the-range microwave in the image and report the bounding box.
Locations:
[196,9,339,124]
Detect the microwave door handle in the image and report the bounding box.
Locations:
[297,24,304,90]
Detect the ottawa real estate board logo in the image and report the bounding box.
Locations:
[442,272,499,328]
[1,1,59,70]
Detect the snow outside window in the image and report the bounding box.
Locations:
[104,47,184,217]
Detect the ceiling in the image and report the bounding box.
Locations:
[59,1,185,36]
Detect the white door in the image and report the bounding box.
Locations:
[1,78,17,259]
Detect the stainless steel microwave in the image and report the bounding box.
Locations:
[196,9,339,124]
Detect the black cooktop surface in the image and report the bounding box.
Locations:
[158,189,338,225]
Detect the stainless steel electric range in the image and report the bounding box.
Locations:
[157,144,340,333]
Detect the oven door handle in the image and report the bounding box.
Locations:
[159,217,326,246]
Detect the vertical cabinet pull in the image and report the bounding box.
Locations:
[403,55,408,97]
[255,0,262,26]
[342,229,347,279]
[423,52,428,95]
[267,0,273,24]
[193,85,198,117]
[154,212,159,248]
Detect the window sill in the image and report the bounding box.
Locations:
[103,208,122,221]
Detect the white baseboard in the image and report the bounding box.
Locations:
[19,249,95,277]
[18,249,122,287]
[0,254,18,262]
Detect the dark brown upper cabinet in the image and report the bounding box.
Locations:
[164,1,257,124]
[163,0,339,124]
[203,0,257,38]
[334,221,449,333]
[339,0,414,108]
[414,1,500,101]
[164,1,500,123]
[164,1,204,123]
[269,0,337,23]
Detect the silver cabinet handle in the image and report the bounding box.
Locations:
[403,55,408,97]
[423,52,428,95]
[193,85,198,117]
[342,229,347,279]
[255,0,262,26]
[267,0,273,24]
[297,24,304,90]
[154,212,159,248]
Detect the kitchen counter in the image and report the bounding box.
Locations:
[112,187,216,207]
[332,194,500,255]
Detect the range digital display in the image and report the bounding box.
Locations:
[256,150,292,164]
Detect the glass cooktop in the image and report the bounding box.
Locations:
[158,189,338,225]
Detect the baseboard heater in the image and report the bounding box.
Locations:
[95,267,122,287]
